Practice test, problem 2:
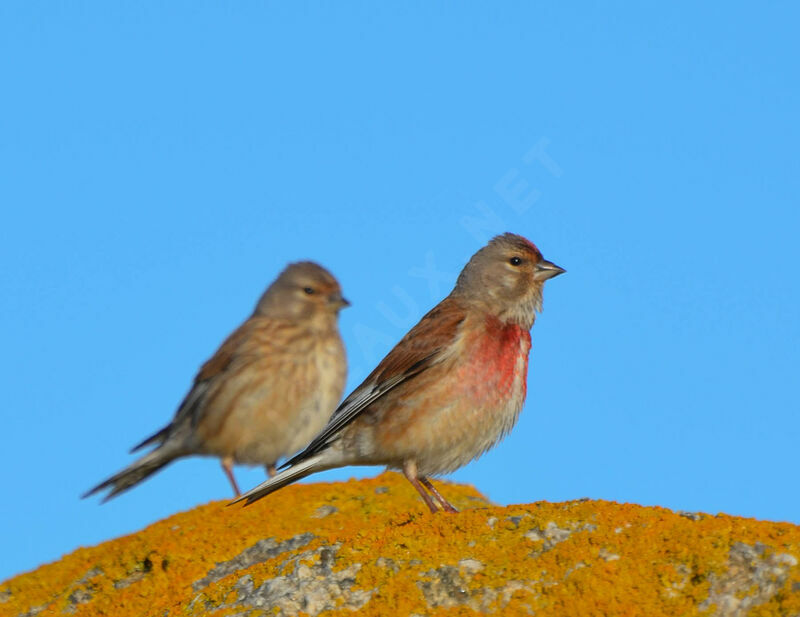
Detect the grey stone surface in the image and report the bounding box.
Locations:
[219,543,370,616]
[700,541,798,617]
[62,567,103,614]
[524,520,596,553]
[311,505,338,519]
[193,533,314,591]
[418,560,531,613]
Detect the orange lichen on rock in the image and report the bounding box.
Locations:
[2,472,799,616]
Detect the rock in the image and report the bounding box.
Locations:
[1,472,799,616]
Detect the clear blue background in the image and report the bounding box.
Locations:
[1,2,798,582]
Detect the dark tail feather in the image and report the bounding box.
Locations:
[230,454,327,506]
[129,425,171,453]
[82,447,181,503]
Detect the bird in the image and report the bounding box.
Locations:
[83,261,349,502]
[234,233,564,513]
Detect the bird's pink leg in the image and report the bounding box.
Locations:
[403,460,438,513]
[221,457,241,497]
[265,464,277,479]
[420,477,458,513]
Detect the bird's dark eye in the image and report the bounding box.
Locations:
[509,256,523,266]
[303,287,315,295]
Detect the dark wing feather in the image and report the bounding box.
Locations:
[130,318,260,452]
[283,298,466,467]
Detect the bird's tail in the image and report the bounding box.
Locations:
[129,424,170,453]
[231,453,329,506]
[82,446,182,503]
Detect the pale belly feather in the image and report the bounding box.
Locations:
[202,336,346,466]
[360,321,531,476]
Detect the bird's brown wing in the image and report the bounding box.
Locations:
[283,297,466,466]
[130,318,261,452]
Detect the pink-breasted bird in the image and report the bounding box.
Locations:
[234,233,564,512]
[83,262,349,502]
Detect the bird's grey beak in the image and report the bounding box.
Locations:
[331,294,351,308]
[533,259,566,281]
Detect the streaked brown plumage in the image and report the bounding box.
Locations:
[83,261,348,502]
[234,233,564,512]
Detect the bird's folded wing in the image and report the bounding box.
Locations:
[283,299,466,466]
[174,321,257,425]
[135,316,283,451]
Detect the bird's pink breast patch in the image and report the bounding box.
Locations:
[461,317,531,401]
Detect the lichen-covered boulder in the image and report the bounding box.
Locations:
[2,472,799,616]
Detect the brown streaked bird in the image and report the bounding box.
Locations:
[234,233,564,513]
[83,262,349,502]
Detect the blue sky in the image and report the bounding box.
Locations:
[2,2,798,581]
